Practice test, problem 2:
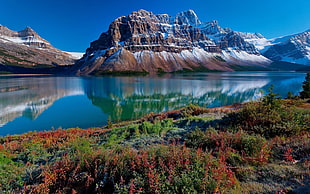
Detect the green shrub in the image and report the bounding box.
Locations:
[0,151,23,192]
[185,129,268,160]
[182,104,208,117]
[224,86,309,138]
[28,144,239,193]
[226,102,308,138]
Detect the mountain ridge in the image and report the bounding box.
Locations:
[0,25,78,73]
[262,31,310,65]
[0,10,309,75]
[73,9,272,75]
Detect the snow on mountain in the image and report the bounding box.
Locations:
[262,30,310,65]
[74,10,271,75]
[0,25,51,49]
[198,20,229,35]
[238,30,309,64]
[202,23,310,66]
[240,32,296,53]
[0,25,76,69]
[235,32,265,40]
[232,32,273,51]
[222,49,271,65]
[173,10,202,26]
[198,20,265,56]
[66,52,85,60]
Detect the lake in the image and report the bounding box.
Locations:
[0,71,306,136]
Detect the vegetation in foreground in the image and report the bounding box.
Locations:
[0,86,310,193]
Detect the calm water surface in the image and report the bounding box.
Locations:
[0,71,306,136]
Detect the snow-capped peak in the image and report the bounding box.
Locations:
[0,25,51,48]
[262,30,310,65]
[173,10,201,26]
[199,20,227,35]
[235,32,265,40]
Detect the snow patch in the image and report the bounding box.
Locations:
[222,49,271,63]
[66,52,85,59]
[0,35,47,45]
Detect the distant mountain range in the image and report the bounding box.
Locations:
[0,25,82,73]
[0,10,309,74]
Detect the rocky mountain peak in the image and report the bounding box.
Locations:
[174,10,201,26]
[254,33,265,39]
[0,25,51,49]
[235,32,265,39]
[87,9,214,56]
[262,30,310,65]
[200,20,227,35]
[24,26,35,32]
[18,26,39,37]
[0,25,16,36]
[217,31,260,54]
[132,9,154,16]
[74,9,271,75]
[0,25,77,70]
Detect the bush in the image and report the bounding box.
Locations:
[26,144,239,193]
[105,118,175,146]
[0,151,23,192]
[224,86,309,138]
[185,129,269,164]
[182,104,208,117]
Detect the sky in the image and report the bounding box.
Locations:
[1,0,309,52]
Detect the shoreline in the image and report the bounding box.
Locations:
[0,99,309,193]
[0,73,52,77]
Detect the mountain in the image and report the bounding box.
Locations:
[73,10,271,75]
[198,20,262,55]
[261,30,310,65]
[0,25,79,73]
[2,10,308,75]
[238,29,310,66]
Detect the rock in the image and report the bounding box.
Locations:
[263,30,310,65]
[73,10,272,75]
[0,25,76,70]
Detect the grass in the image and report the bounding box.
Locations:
[0,97,309,193]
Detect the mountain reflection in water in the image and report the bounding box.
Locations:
[0,72,305,135]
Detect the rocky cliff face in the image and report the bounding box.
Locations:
[262,30,310,65]
[233,29,310,66]
[0,25,52,49]
[74,10,271,75]
[198,20,261,55]
[0,25,77,72]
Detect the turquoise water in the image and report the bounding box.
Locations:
[0,72,306,136]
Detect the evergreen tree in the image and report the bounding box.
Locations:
[287,91,294,99]
[263,85,281,109]
[300,73,310,99]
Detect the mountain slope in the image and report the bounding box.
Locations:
[0,25,78,73]
[238,29,310,66]
[262,30,310,65]
[73,10,271,75]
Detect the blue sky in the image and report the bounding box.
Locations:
[1,0,309,52]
